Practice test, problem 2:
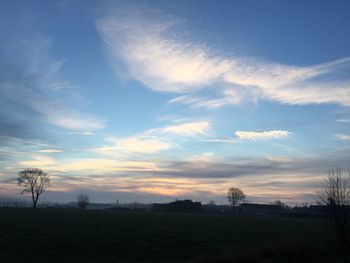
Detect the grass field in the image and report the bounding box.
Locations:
[0,208,343,262]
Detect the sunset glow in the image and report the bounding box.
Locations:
[0,1,349,205]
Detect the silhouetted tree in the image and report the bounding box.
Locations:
[17,168,50,209]
[227,187,245,214]
[318,166,350,247]
[271,200,285,207]
[77,193,89,209]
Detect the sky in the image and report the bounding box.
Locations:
[0,0,349,205]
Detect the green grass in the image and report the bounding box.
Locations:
[0,208,336,262]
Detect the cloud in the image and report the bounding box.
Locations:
[7,153,348,203]
[109,136,171,154]
[235,130,292,140]
[144,155,348,180]
[57,159,162,173]
[0,63,47,141]
[97,8,350,108]
[49,81,78,91]
[0,32,105,141]
[0,135,57,149]
[18,155,56,167]
[335,134,350,141]
[46,115,104,131]
[69,156,349,202]
[95,121,210,156]
[16,153,164,174]
[337,119,350,123]
[67,131,96,136]
[97,13,231,93]
[0,136,61,166]
[159,121,209,136]
[168,90,249,109]
[205,139,238,144]
[37,149,63,153]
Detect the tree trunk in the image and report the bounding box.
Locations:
[31,192,36,209]
[32,194,38,209]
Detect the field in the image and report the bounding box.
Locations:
[0,208,342,262]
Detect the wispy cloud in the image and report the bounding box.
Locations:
[0,136,58,148]
[0,33,105,139]
[46,115,104,131]
[335,134,350,141]
[205,139,238,144]
[37,149,63,153]
[336,119,350,123]
[18,155,56,167]
[68,131,96,136]
[155,121,209,136]
[95,121,210,155]
[97,8,350,108]
[97,12,231,93]
[113,136,171,154]
[146,156,346,181]
[17,156,164,174]
[57,159,163,173]
[168,90,250,109]
[235,130,292,140]
[49,81,78,91]
[8,151,347,203]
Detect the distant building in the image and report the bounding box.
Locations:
[239,203,286,216]
[202,204,232,215]
[290,205,328,218]
[153,199,202,213]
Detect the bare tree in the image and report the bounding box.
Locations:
[271,200,286,207]
[227,187,245,214]
[17,168,50,209]
[318,166,350,246]
[77,193,89,209]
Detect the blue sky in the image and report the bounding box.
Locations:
[0,0,349,204]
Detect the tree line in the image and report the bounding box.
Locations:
[16,166,350,247]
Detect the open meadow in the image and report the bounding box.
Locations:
[0,208,343,263]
